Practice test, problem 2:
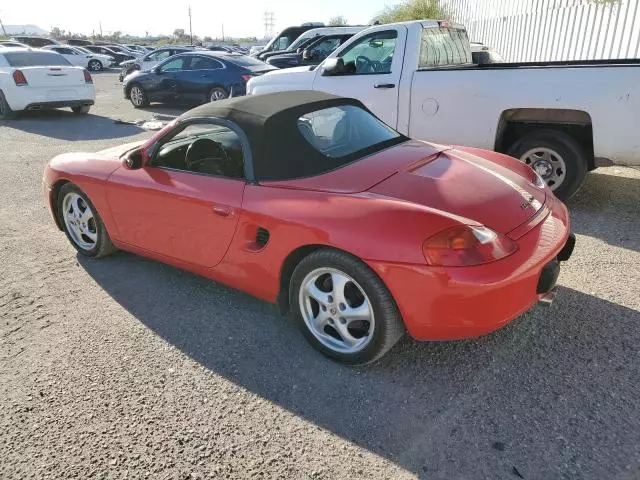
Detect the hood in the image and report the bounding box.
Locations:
[258,65,313,76]
[120,59,135,67]
[97,140,146,157]
[247,65,317,94]
[369,148,546,235]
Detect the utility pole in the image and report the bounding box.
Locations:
[222,23,224,42]
[188,5,193,45]
[264,11,274,40]
[99,21,103,38]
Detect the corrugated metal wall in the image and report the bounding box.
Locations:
[447,0,640,61]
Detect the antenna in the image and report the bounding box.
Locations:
[264,11,275,39]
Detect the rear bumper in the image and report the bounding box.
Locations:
[24,99,94,110]
[367,199,573,341]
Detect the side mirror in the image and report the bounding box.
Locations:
[302,49,311,60]
[322,57,345,76]
[123,149,143,169]
[153,66,162,74]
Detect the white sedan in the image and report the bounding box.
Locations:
[0,48,95,119]
[41,45,113,72]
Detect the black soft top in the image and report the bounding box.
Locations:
[177,91,402,181]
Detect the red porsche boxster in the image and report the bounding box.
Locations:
[43,91,574,364]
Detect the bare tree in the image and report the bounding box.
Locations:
[328,15,348,26]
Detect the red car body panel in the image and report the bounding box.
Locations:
[43,134,571,341]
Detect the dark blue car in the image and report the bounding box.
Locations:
[123,51,275,108]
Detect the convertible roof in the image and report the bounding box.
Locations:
[178,91,372,181]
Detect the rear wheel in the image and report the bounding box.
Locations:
[0,91,16,120]
[209,87,228,102]
[88,59,103,72]
[290,248,405,365]
[57,183,116,258]
[129,84,149,108]
[72,105,91,115]
[507,129,588,201]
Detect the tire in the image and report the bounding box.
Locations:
[289,248,405,365]
[72,105,91,115]
[129,84,149,108]
[0,90,16,120]
[507,129,588,201]
[88,59,103,72]
[208,86,228,102]
[56,183,116,258]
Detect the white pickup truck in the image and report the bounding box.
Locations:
[247,20,640,200]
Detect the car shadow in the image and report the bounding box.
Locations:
[0,109,144,140]
[78,253,640,479]
[567,168,640,252]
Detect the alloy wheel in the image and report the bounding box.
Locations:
[62,192,97,251]
[299,268,375,354]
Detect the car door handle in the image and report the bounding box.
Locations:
[212,205,234,217]
[374,83,396,89]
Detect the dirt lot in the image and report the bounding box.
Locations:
[1,72,639,480]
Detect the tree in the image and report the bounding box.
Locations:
[50,27,62,39]
[173,28,185,39]
[374,0,449,24]
[328,15,348,26]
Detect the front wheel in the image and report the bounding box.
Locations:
[507,129,588,201]
[129,84,149,108]
[290,249,405,365]
[57,183,116,258]
[88,59,103,72]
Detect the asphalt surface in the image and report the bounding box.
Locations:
[1,73,639,480]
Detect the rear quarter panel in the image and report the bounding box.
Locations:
[407,65,640,165]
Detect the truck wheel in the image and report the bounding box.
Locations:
[507,130,587,201]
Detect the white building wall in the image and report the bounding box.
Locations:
[447,0,640,61]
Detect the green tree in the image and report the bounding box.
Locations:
[374,0,449,24]
[328,15,348,26]
[173,28,185,39]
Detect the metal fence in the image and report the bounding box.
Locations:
[446,0,640,62]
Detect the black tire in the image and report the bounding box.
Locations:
[0,90,17,120]
[71,105,91,115]
[208,86,228,102]
[88,59,103,72]
[507,129,588,201]
[56,183,117,258]
[129,84,149,108]
[289,248,405,365]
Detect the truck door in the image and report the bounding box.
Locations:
[312,27,406,129]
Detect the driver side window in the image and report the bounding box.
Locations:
[151,124,244,179]
[338,30,398,75]
[159,57,187,73]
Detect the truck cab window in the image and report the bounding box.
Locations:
[419,27,472,68]
[339,31,397,75]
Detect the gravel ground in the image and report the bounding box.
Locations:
[0,73,639,480]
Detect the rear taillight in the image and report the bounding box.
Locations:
[241,74,254,82]
[83,69,93,83]
[422,225,517,267]
[13,70,28,86]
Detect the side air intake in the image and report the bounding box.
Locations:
[256,227,270,247]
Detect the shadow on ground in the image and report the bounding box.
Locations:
[0,109,143,140]
[79,252,640,479]
[568,169,640,252]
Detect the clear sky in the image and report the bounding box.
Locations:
[0,0,391,38]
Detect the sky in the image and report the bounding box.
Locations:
[0,0,391,39]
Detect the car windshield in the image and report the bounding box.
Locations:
[4,51,72,67]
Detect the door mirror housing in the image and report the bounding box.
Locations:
[123,149,144,169]
[302,49,312,60]
[322,57,345,76]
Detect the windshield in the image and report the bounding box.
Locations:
[288,34,318,51]
[4,51,72,67]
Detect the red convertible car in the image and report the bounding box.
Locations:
[43,91,574,364]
